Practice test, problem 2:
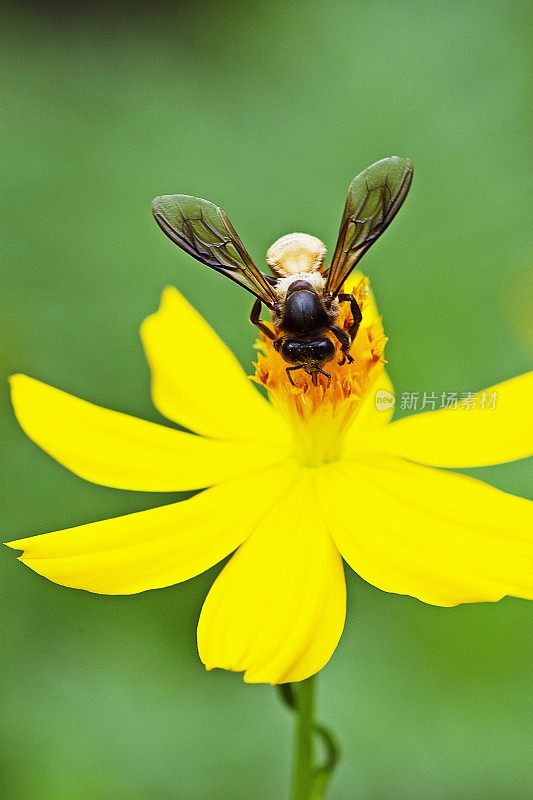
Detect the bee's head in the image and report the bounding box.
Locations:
[266,232,326,277]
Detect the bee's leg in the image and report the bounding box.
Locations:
[329,324,354,366]
[286,365,304,386]
[310,367,332,387]
[338,293,362,341]
[250,297,276,340]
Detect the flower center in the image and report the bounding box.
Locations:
[253,275,387,466]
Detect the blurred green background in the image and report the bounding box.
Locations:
[1,2,531,798]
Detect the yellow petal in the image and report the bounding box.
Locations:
[141,286,287,443]
[355,372,533,467]
[5,461,297,594]
[320,456,533,606]
[197,474,346,684]
[345,368,395,442]
[10,375,287,492]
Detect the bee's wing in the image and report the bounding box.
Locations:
[152,195,278,307]
[324,157,413,296]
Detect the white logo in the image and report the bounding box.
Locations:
[375,390,395,412]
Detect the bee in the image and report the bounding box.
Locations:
[152,156,413,386]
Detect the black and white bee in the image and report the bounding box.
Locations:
[152,156,413,386]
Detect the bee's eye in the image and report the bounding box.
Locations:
[280,337,335,365]
[311,338,335,361]
[280,340,302,363]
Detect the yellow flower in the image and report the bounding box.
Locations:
[6,281,533,685]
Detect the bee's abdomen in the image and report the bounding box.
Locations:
[282,290,330,335]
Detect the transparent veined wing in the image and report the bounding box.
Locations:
[325,157,413,296]
[152,195,278,306]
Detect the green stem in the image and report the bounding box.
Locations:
[278,677,340,800]
[290,676,316,800]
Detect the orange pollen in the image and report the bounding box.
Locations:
[252,275,387,465]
